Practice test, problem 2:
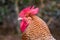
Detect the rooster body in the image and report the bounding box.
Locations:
[18,6,56,40]
[22,15,55,40]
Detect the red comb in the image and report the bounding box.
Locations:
[19,6,39,18]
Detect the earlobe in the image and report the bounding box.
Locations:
[26,17,32,24]
[28,17,32,20]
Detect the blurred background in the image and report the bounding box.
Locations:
[0,0,60,40]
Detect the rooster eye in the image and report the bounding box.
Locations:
[25,13,30,17]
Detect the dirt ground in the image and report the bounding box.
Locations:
[0,34,21,40]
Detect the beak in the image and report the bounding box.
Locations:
[18,17,22,21]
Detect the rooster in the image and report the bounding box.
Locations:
[18,6,56,40]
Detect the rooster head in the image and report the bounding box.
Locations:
[18,6,39,32]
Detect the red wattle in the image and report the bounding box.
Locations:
[20,20,28,32]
